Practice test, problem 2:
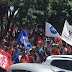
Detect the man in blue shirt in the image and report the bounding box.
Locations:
[12,49,19,64]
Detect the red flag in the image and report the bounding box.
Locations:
[0,50,13,71]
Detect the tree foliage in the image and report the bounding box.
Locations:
[1,0,72,37]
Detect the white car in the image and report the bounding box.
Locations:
[7,63,54,72]
[43,55,72,72]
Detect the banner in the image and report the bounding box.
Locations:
[0,50,12,71]
[45,22,60,37]
[17,30,32,49]
[61,20,72,46]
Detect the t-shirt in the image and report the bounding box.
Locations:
[28,54,34,63]
[63,47,68,54]
[67,46,71,54]
[19,55,22,62]
[51,48,60,55]
[21,55,30,63]
[43,40,47,46]
[57,49,60,55]
[46,49,51,56]
[8,46,13,52]
[12,54,19,64]
[34,52,41,63]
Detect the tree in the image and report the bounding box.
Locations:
[48,0,72,33]
[1,0,72,38]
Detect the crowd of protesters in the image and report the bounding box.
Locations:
[0,27,72,64]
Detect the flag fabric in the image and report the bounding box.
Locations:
[17,30,32,49]
[0,50,13,71]
[13,27,17,31]
[24,29,29,36]
[61,20,72,46]
[45,22,60,37]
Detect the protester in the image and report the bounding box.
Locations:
[66,44,71,55]
[12,49,19,64]
[43,37,47,47]
[20,51,30,63]
[2,44,7,52]
[0,26,72,70]
[25,45,31,56]
[51,43,60,55]
[63,47,68,55]
[45,46,51,56]
[28,50,35,63]
[32,50,41,63]
[37,37,43,48]
[4,48,12,61]
[1,37,7,42]
[8,43,14,52]
[36,46,45,63]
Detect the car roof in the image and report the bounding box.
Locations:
[8,63,53,72]
[47,55,72,59]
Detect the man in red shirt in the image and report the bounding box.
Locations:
[4,48,12,61]
[56,47,60,55]
[20,51,30,63]
[51,43,60,55]
[28,50,35,63]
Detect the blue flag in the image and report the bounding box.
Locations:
[17,30,32,49]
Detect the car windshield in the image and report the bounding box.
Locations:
[51,60,72,71]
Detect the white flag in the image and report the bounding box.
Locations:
[61,20,72,46]
[45,22,60,37]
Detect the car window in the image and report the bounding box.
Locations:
[51,60,72,71]
[0,67,6,72]
[12,70,31,72]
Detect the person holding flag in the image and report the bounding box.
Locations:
[17,30,32,50]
